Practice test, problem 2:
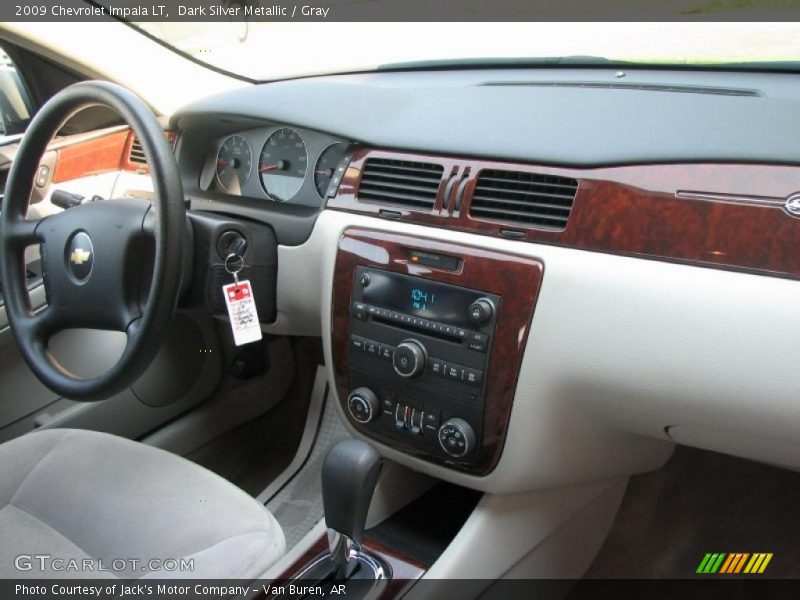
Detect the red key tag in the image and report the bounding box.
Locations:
[222,280,262,346]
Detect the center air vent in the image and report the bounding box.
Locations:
[470,169,579,230]
[128,136,147,166]
[358,158,443,210]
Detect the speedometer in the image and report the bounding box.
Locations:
[259,128,308,202]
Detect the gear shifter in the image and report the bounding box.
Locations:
[322,439,383,579]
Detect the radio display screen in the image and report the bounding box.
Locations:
[359,268,485,328]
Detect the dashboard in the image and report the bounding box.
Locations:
[163,66,800,491]
[197,124,353,208]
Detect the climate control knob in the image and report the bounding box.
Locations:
[392,340,427,378]
[347,387,380,424]
[438,418,476,458]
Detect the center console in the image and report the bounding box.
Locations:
[332,229,544,475]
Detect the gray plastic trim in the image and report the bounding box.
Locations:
[172,68,800,166]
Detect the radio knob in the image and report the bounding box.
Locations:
[347,387,379,424]
[392,340,427,378]
[438,418,477,458]
[468,298,495,325]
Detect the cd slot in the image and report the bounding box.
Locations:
[372,316,464,344]
[373,315,462,343]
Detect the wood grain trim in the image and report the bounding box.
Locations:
[51,130,129,183]
[332,228,543,475]
[51,129,177,183]
[329,148,800,279]
[263,536,425,599]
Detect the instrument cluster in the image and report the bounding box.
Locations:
[199,125,353,208]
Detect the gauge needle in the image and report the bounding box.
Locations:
[260,164,279,172]
[217,160,230,166]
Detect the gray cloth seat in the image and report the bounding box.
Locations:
[0,429,285,579]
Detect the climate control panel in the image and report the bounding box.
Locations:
[345,267,499,463]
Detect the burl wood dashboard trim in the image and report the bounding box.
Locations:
[51,128,176,183]
[52,129,129,183]
[328,147,800,280]
[332,228,544,475]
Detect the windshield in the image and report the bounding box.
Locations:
[132,22,800,82]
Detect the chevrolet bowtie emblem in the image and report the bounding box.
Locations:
[70,248,91,265]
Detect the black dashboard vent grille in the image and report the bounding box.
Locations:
[358,158,444,210]
[470,169,579,230]
[129,136,147,165]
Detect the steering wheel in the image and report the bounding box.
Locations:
[0,81,185,401]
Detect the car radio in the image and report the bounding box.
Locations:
[346,266,501,461]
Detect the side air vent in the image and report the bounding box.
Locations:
[358,158,444,210]
[128,136,147,165]
[470,169,579,230]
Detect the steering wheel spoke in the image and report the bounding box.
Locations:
[0,81,186,401]
[4,218,42,246]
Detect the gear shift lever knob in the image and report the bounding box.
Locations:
[322,439,382,577]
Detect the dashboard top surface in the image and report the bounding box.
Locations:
[171,67,800,167]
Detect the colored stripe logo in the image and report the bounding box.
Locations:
[696,553,772,574]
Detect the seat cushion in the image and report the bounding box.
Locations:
[0,429,285,579]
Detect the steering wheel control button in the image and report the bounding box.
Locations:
[438,418,477,458]
[65,232,94,282]
[393,340,427,378]
[468,298,495,325]
[347,387,379,424]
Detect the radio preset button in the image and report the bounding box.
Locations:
[428,358,445,376]
[465,369,483,386]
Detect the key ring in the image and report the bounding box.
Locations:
[224,253,245,287]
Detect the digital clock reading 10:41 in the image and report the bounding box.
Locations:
[411,288,436,311]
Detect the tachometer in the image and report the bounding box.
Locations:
[314,143,349,198]
[259,128,308,202]
[215,135,252,194]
